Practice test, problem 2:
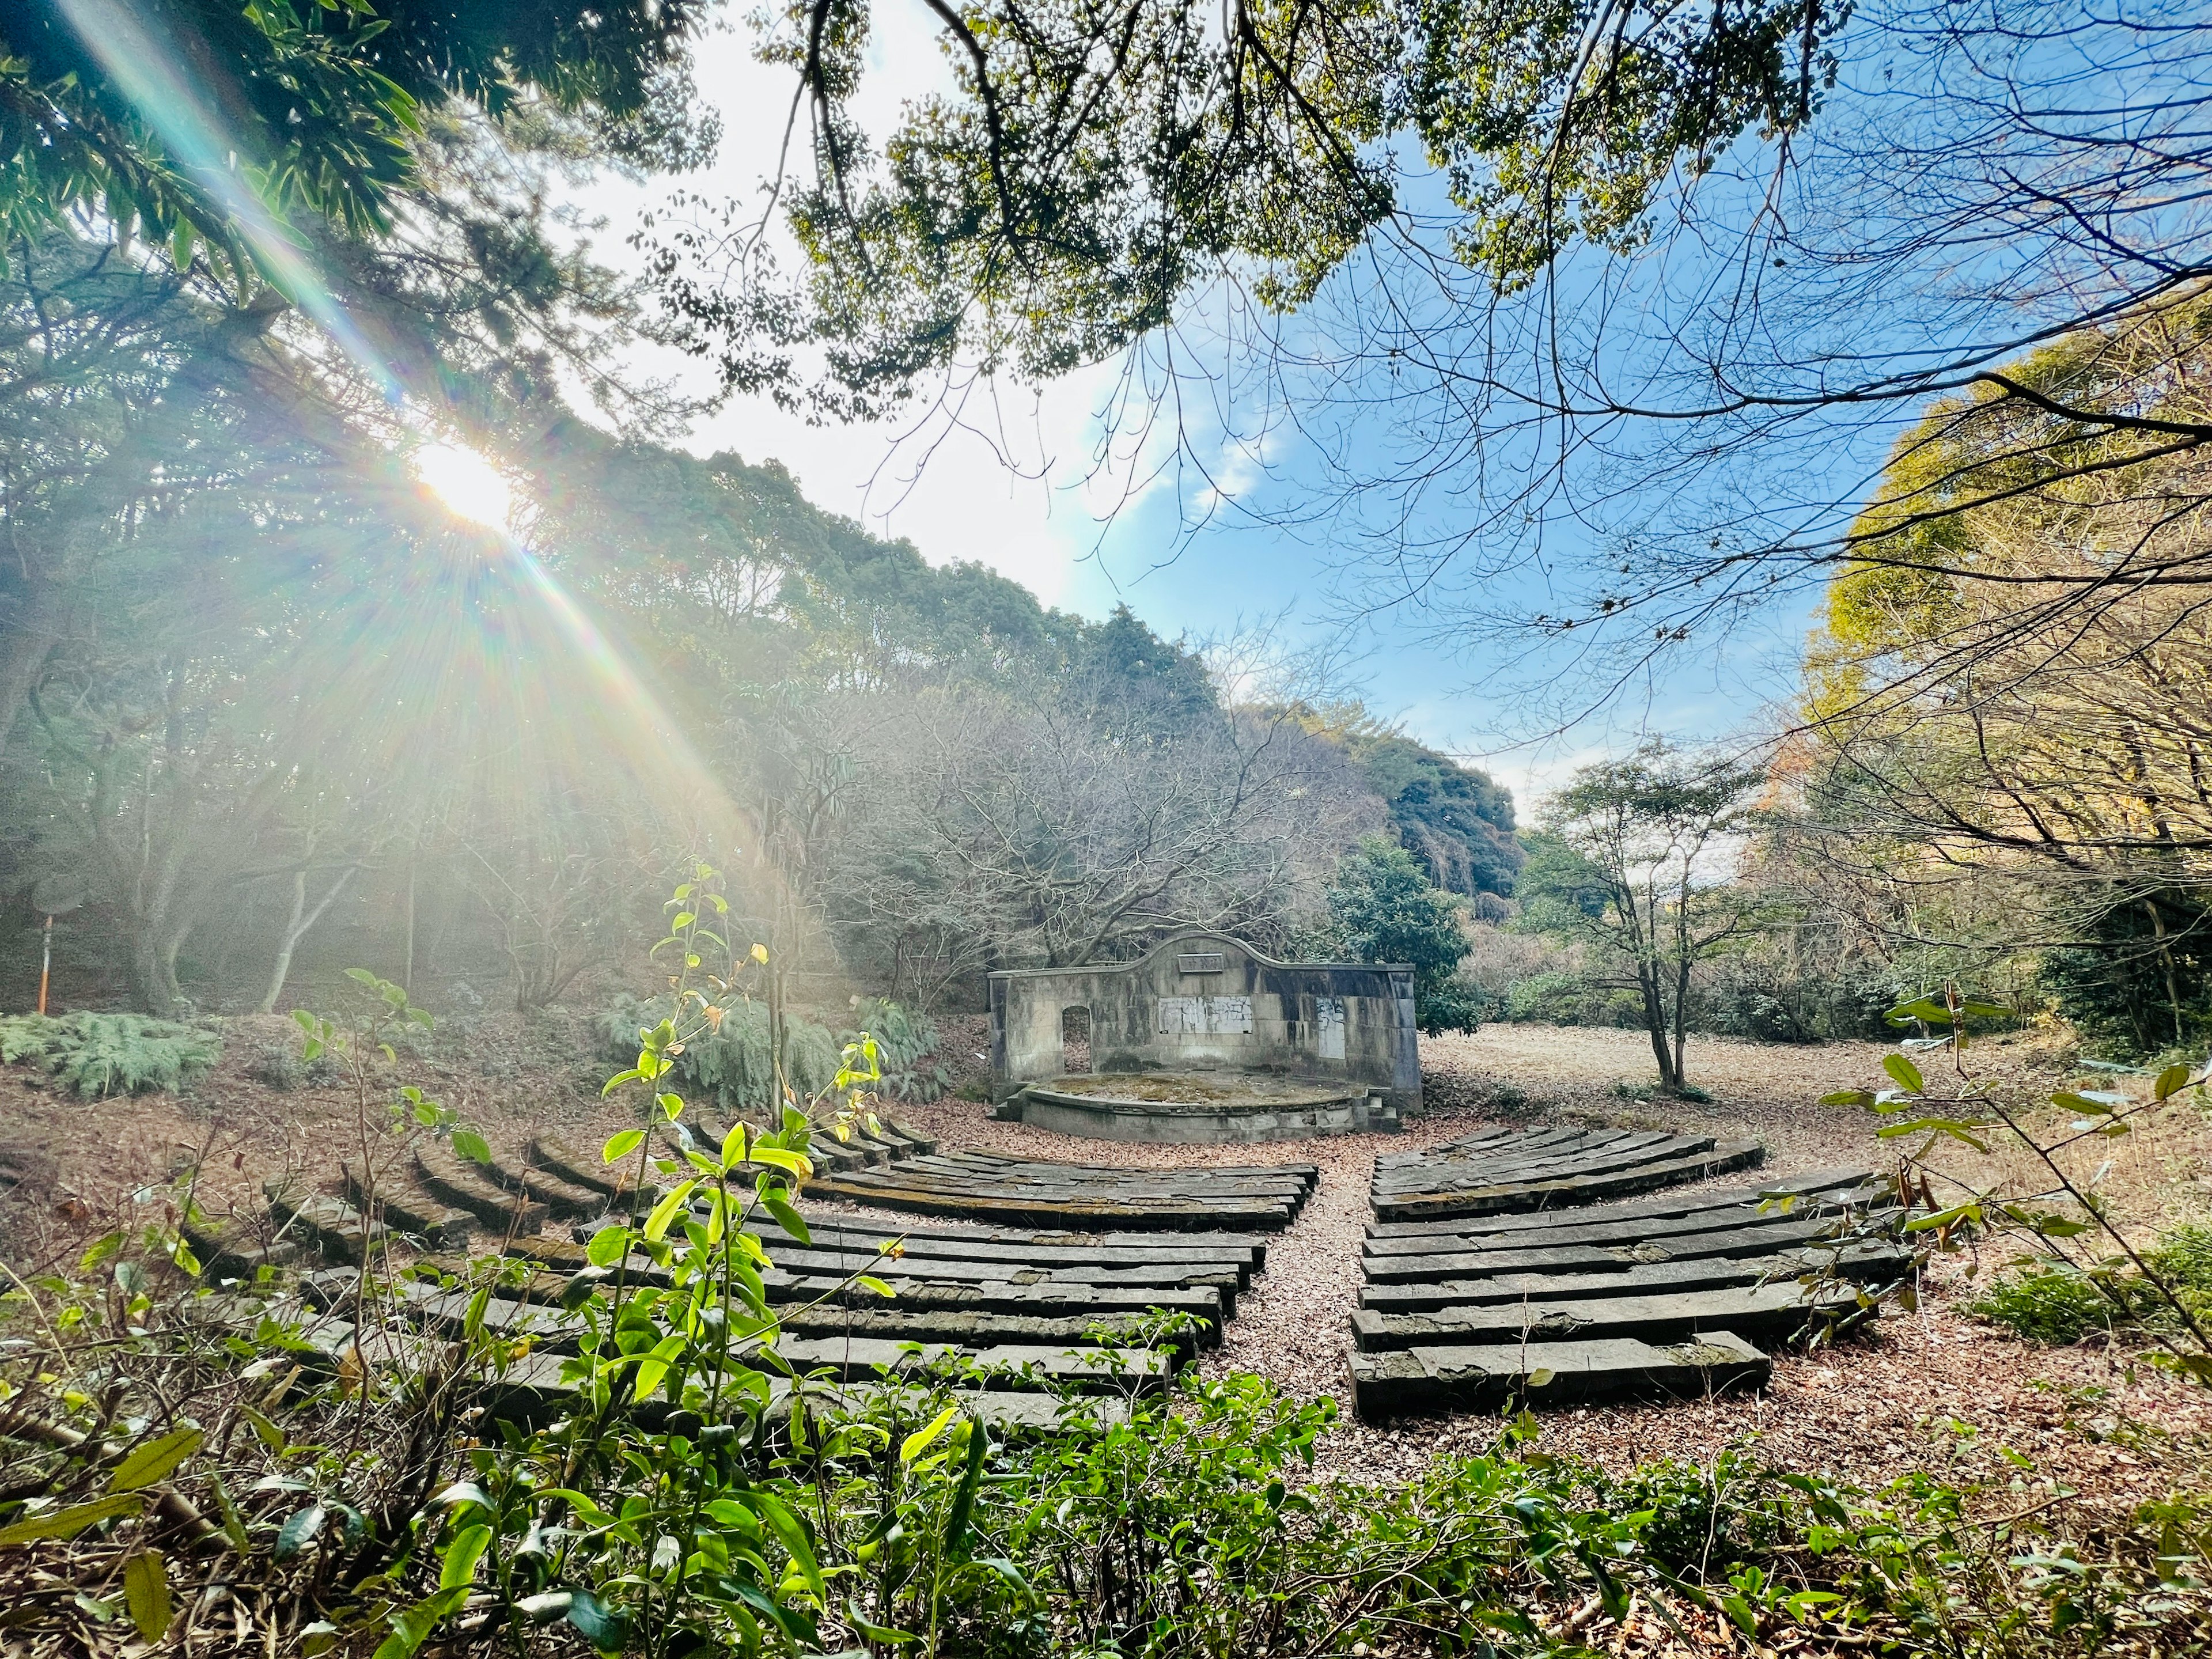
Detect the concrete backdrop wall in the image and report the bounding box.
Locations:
[988,933,1422,1112]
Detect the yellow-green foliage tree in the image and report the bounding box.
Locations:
[1789,297,2212,1050]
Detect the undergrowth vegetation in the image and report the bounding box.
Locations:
[594,994,946,1115]
[0,1011,222,1097]
[1969,1226,2212,1347]
[3,1231,2209,1658]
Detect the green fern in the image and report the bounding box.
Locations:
[842,997,946,1101]
[0,1012,222,1097]
[595,994,839,1113]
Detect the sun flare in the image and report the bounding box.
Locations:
[413,440,514,529]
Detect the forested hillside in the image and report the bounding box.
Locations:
[0,304,1515,1017]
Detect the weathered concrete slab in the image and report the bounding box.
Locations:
[885,1153,1316,1202]
[746,1225,1260,1287]
[803,1176,1298,1232]
[1359,1214,1891,1282]
[1350,1281,1864,1352]
[412,1142,548,1233]
[1371,1139,1766,1223]
[756,1218,1271,1274]
[1363,1202,1886,1262]
[774,1304,1210,1362]
[388,1271,1212,1365]
[777,1275,1225,1330]
[1371,1134,1717,1196]
[1365,1167,1881,1240]
[266,1187,384,1264]
[185,1219,310,1281]
[767,1251,1242,1312]
[1354,1247,1911,1327]
[1358,1243,1910,1313]
[343,1165,477,1249]
[778,1336,1175,1393]
[1349,1331,1770,1422]
[493,1155,609,1219]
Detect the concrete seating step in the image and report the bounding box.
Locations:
[1364,1200,1883,1260]
[263,1185,385,1264]
[272,1304,1142,1430]
[1349,1331,1770,1422]
[527,1133,665,1203]
[1359,1213,1899,1282]
[1358,1242,1910,1313]
[1371,1138,1766,1223]
[772,1275,1226,1330]
[412,1141,549,1234]
[802,1181,1298,1231]
[343,1164,476,1249]
[1370,1131,1715,1194]
[882,1154,1315,1201]
[479,1150,608,1219]
[766,1245,1243,1302]
[741,1223,1262,1287]
[805,1155,1313,1231]
[776,1338,1172,1393]
[385,1278,1211,1367]
[184,1219,310,1282]
[1349,1281,1865,1353]
[1363,1168,1881,1243]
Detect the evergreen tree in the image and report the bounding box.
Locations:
[1317,838,1478,1035]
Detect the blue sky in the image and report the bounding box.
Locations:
[562,7,1875,810]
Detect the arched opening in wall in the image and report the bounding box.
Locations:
[1060,1005,1092,1075]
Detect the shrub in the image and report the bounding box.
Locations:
[1614,1448,1785,1573]
[844,996,949,1101]
[0,1012,222,1097]
[2142,1225,2212,1330]
[1502,969,1646,1028]
[595,994,841,1115]
[247,1042,303,1090]
[1967,1265,2118,1344]
[1698,960,1901,1043]
[1313,838,1477,1034]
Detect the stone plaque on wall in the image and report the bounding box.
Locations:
[1207,995,1254,1034]
[1175,952,1228,974]
[1316,995,1346,1060]
[1156,995,1254,1036]
[1157,996,1203,1035]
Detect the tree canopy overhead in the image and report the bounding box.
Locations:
[665,0,1840,411]
[630,0,2212,729]
[0,0,706,274]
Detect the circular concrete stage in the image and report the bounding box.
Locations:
[1011,1072,1388,1143]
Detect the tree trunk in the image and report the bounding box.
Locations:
[134,927,182,1013]
[1639,965,1674,1085]
[260,864,355,1014]
[2145,900,2187,1047]
[402,857,417,997]
[1671,957,1693,1089]
[0,619,54,770]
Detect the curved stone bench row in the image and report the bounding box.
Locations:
[199,1156,1280,1431]
[1350,1159,1907,1422]
[1370,1126,1768,1222]
[805,1152,1318,1232]
[188,1119,939,1278]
